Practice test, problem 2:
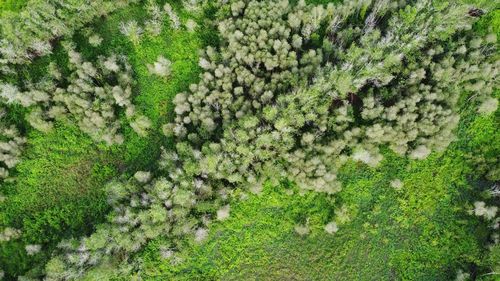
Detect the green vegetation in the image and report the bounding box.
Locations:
[136,99,498,280]
[0,0,498,280]
[0,123,116,276]
[0,1,204,278]
[0,0,27,14]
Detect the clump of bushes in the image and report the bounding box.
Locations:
[0,0,140,68]
[120,0,195,46]
[0,109,26,181]
[0,44,152,145]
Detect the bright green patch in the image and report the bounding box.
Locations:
[0,0,27,14]
[0,123,118,276]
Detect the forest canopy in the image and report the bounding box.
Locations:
[0,0,498,280]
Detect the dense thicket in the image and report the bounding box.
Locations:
[119,0,193,46]
[41,0,498,279]
[0,0,139,69]
[167,0,498,194]
[0,45,151,145]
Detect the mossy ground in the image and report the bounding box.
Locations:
[0,0,498,280]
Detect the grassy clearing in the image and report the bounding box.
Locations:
[0,123,118,276]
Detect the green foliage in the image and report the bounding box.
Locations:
[460,93,500,181]
[0,123,118,277]
[0,0,140,66]
[135,147,485,280]
[0,0,498,280]
[0,0,27,14]
[42,0,498,279]
[478,243,500,280]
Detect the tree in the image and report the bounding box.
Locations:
[120,20,143,46]
[147,56,172,78]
